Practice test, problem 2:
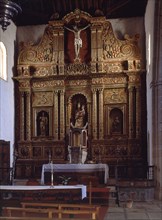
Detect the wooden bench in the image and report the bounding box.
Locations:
[0,217,54,220]
[2,207,57,218]
[2,203,100,220]
[22,202,100,219]
[0,218,95,220]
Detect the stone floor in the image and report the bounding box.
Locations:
[104,200,162,220]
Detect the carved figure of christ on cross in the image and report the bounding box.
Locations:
[65,24,90,60]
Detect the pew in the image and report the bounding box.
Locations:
[2,203,100,220]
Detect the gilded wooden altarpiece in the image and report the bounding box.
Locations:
[13,9,147,178]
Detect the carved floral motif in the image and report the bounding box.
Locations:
[65,63,89,75]
[32,80,64,88]
[67,80,89,86]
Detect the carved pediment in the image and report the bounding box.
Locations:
[102,21,141,60]
[17,9,142,78]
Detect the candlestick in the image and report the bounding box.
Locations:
[50,161,54,186]
[49,150,51,163]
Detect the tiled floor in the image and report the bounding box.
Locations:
[104,200,162,220]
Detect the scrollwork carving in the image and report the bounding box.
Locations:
[18,26,57,65]
[102,21,141,61]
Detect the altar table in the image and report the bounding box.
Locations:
[0,185,86,199]
[41,163,109,185]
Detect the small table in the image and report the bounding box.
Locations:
[41,163,109,185]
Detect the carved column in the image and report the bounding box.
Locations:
[50,21,64,75]
[90,25,97,73]
[128,87,133,138]
[97,29,103,72]
[20,91,25,141]
[98,88,104,139]
[92,88,97,139]
[26,91,31,140]
[54,90,59,140]
[53,32,59,75]
[58,28,64,75]
[87,102,92,137]
[60,90,65,139]
[136,86,141,138]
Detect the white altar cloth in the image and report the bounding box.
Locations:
[41,163,109,185]
[0,185,86,199]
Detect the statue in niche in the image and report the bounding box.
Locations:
[111,115,123,134]
[74,102,85,128]
[112,116,121,132]
[65,24,90,59]
[37,111,49,136]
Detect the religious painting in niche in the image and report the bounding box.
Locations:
[110,108,123,134]
[70,94,88,128]
[37,110,49,136]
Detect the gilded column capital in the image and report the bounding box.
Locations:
[98,88,103,93]
[54,90,59,95]
[92,88,98,93]
[59,89,65,94]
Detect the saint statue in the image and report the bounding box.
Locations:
[74,102,85,128]
[65,24,90,59]
[39,112,48,136]
[112,116,121,133]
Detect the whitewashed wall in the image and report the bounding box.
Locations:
[0,22,17,166]
[145,0,155,166]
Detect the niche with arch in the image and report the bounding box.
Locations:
[70,94,88,128]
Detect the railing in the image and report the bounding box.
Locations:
[109,164,155,182]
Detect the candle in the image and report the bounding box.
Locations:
[49,150,51,163]
[51,161,54,186]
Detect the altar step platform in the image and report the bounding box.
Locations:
[1,178,114,207]
[3,177,154,207]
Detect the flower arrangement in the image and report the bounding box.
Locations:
[59,175,71,185]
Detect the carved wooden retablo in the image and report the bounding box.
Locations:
[14,9,146,178]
